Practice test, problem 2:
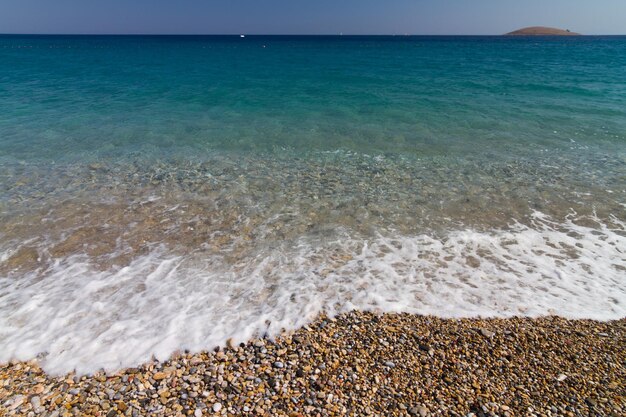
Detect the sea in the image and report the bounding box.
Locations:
[0,35,624,374]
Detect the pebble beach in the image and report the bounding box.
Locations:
[2,311,624,417]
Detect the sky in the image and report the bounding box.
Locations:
[0,0,624,35]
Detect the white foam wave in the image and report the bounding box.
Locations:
[0,212,624,374]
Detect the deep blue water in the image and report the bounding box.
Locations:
[2,35,625,160]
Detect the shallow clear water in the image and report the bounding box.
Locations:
[1,35,625,374]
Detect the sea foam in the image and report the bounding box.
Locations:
[0,211,624,375]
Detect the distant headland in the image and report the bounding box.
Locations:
[505,26,581,36]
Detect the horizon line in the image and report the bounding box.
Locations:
[1,32,623,37]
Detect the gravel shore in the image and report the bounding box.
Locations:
[1,311,624,417]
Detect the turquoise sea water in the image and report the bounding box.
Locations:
[1,36,625,373]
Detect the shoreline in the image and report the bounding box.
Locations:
[1,312,624,416]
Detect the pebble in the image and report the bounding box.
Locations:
[30,395,42,412]
[480,328,496,338]
[153,371,167,380]
[212,402,222,412]
[415,405,429,416]
[226,338,235,349]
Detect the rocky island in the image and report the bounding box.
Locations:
[506,26,581,36]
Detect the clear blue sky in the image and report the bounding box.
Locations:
[0,0,624,35]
